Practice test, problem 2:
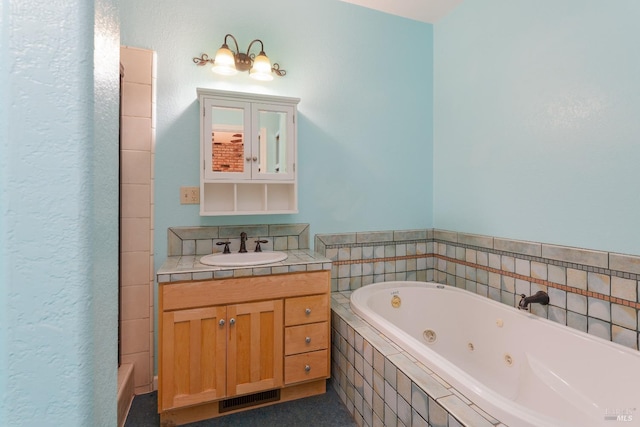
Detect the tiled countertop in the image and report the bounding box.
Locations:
[157,249,332,283]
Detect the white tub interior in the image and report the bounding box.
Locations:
[350,281,640,427]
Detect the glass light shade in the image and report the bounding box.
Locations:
[249,52,273,81]
[212,45,237,76]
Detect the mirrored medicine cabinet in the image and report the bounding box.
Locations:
[197,88,300,215]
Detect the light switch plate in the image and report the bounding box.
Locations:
[180,186,200,204]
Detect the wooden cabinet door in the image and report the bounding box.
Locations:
[161,306,227,410]
[227,300,283,396]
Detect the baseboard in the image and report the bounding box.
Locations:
[117,363,135,427]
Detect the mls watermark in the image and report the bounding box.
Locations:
[605,408,636,422]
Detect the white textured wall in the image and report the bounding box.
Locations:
[0,0,120,425]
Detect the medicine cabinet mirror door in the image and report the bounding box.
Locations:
[253,103,295,181]
[203,98,252,180]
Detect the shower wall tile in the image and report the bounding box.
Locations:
[120,46,156,394]
[121,150,151,185]
[122,82,152,118]
[120,284,149,320]
[121,117,152,151]
[121,251,151,286]
[120,46,153,84]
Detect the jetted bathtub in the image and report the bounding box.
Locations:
[350,281,640,427]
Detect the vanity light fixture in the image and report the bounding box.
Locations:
[193,34,286,81]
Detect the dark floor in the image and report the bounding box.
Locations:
[125,381,356,427]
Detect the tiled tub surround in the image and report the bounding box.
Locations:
[315,230,434,293]
[316,229,640,351]
[331,292,502,427]
[319,229,640,425]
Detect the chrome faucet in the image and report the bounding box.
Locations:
[518,291,550,310]
[239,232,248,253]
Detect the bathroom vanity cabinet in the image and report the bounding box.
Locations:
[197,89,300,216]
[158,270,330,426]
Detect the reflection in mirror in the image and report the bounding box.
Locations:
[212,106,244,173]
[258,110,287,174]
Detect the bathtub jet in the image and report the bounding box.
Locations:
[350,281,640,427]
[518,290,550,310]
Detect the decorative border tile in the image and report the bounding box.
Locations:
[316,228,640,351]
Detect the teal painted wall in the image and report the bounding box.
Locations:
[119,0,435,271]
[0,0,120,425]
[434,1,640,255]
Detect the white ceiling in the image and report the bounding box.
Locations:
[339,0,463,23]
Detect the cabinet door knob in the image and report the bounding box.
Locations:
[305,336,311,344]
[305,308,311,315]
[252,156,258,162]
[304,364,311,372]
[229,318,236,325]
[246,157,251,162]
[219,319,225,326]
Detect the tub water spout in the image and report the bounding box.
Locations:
[518,291,550,310]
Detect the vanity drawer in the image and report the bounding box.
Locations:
[285,294,328,326]
[284,322,328,355]
[284,349,328,385]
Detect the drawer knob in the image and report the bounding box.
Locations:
[305,336,311,344]
[305,308,311,315]
[304,364,311,372]
[219,319,225,326]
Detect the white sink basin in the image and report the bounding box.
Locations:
[200,251,288,267]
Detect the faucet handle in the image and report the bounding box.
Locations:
[254,239,269,252]
[216,241,231,254]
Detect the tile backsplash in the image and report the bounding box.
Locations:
[316,229,640,351]
[168,223,310,256]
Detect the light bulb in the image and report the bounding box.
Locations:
[250,52,273,81]
[212,44,237,76]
